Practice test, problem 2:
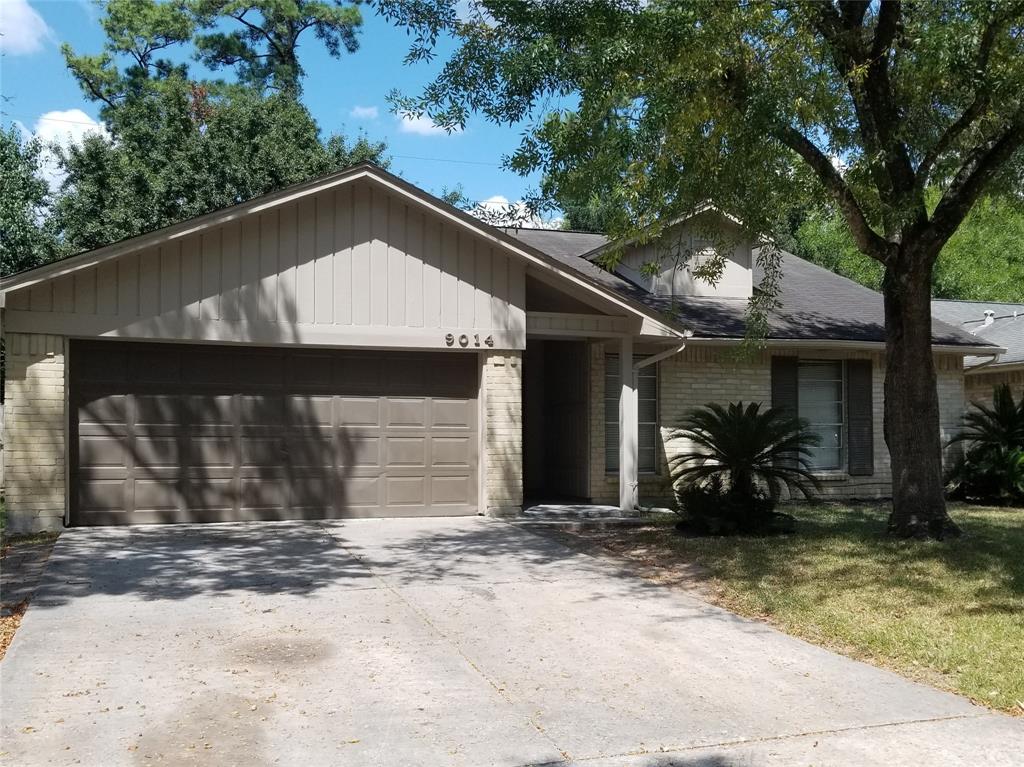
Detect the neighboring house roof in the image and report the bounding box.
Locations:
[506,228,995,352]
[931,299,1024,369]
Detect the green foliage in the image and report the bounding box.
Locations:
[189,0,363,94]
[791,194,1024,301]
[0,127,58,276]
[54,80,387,253]
[666,401,820,534]
[948,385,1024,503]
[50,0,385,255]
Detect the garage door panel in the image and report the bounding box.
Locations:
[70,342,479,525]
[78,394,128,426]
[344,476,383,508]
[432,399,474,429]
[431,476,472,505]
[78,479,126,512]
[387,399,427,428]
[132,436,180,467]
[387,476,426,506]
[189,436,234,467]
[386,437,427,467]
[134,480,180,512]
[184,395,234,425]
[339,397,380,426]
[432,437,473,468]
[78,435,129,468]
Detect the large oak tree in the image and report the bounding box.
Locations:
[378,0,1024,538]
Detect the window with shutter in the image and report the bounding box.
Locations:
[605,354,659,473]
[798,361,845,470]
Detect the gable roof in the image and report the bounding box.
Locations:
[0,163,680,338]
[504,229,999,353]
[932,299,1024,368]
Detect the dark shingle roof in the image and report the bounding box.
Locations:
[504,228,995,349]
[500,228,609,260]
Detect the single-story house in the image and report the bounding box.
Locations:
[931,299,1024,408]
[0,164,1002,532]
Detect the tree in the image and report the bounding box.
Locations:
[791,193,1024,302]
[55,0,385,253]
[189,0,363,94]
[0,127,58,276]
[55,81,387,253]
[64,0,363,103]
[379,0,1024,539]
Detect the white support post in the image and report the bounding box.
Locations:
[618,335,638,511]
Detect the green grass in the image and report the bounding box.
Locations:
[629,503,1024,714]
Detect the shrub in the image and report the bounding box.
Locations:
[666,402,821,535]
[948,385,1024,504]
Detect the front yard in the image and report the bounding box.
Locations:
[553,502,1024,715]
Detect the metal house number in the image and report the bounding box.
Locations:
[445,333,494,348]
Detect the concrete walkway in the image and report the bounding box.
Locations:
[1,517,1021,766]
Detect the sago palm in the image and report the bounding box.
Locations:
[948,385,1024,502]
[666,402,822,503]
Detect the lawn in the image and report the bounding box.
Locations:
[557,502,1024,715]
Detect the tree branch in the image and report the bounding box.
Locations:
[924,111,1024,254]
[916,12,1001,185]
[776,124,893,262]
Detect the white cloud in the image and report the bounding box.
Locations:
[0,0,54,55]
[399,114,462,137]
[472,195,562,229]
[350,105,379,120]
[26,109,109,192]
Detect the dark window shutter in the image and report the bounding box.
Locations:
[846,359,874,476]
[771,357,799,467]
[771,357,799,416]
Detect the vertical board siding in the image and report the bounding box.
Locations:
[314,192,334,325]
[181,235,201,321]
[350,182,371,325]
[201,230,222,321]
[333,184,353,325]
[258,211,279,323]
[295,198,316,324]
[12,179,527,345]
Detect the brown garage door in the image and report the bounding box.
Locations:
[70,341,479,525]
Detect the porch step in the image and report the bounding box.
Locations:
[506,504,675,530]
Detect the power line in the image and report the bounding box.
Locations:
[2,113,509,169]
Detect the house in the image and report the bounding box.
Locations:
[931,299,1024,408]
[0,164,1001,532]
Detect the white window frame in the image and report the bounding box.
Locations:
[797,359,846,472]
[605,354,659,475]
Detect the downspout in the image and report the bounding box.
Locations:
[628,331,693,511]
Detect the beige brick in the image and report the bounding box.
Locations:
[482,350,523,514]
[3,333,66,533]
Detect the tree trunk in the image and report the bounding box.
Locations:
[882,251,961,539]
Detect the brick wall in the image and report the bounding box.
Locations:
[964,368,1024,409]
[482,350,523,515]
[589,342,967,505]
[3,333,66,532]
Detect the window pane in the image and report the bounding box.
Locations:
[639,398,657,423]
[606,353,659,473]
[798,361,844,471]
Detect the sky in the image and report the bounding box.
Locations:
[0,0,554,219]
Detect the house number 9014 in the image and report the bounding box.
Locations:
[445,333,494,348]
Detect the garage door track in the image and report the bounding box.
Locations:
[2,517,1021,766]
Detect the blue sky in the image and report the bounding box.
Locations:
[0,0,548,214]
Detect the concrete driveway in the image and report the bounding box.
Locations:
[2,517,1021,766]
